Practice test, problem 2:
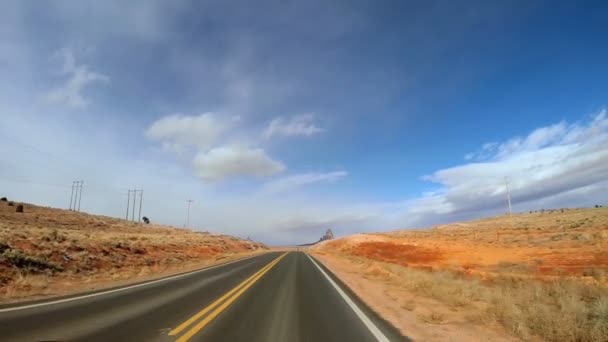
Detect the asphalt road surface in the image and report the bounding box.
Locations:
[0,252,408,342]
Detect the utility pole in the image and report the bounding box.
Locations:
[138,190,143,223]
[186,200,194,228]
[70,180,83,211]
[77,180,83,212]
[69,181,76,210]
[505,177,512,215]
[74,181,79,211]
[131,189,137,222]
[126,190,131,220]
[125,189,143,222]
[72,181,78,211]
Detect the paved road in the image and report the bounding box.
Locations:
[0,252,407,341]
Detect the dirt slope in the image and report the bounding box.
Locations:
[312,207,608,341]
[0,199,267,302]
[317,208,608,282]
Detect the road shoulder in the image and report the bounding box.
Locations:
[307,253,409,342]
[0,251,267,307]
[311,251,515,342]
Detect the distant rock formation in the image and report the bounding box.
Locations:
[319,228,334,242]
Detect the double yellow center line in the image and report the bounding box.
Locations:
[169,253,287,342]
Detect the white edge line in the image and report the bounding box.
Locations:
[0,253,265,313]
[306,253,390,342]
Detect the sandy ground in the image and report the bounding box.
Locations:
[311,207,608,341]
[0,199,267,302]
[313,251,515,342]
[317,208,608,283]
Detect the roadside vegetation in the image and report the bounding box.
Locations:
[314,207,608,341]
[348,255,608,341]
[0,198,266,302]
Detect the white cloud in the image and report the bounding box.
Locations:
[464,142,499,161]
[44,48,108,108]
[402,109,608,227]
[263,114,323,138]
[146,112,290,182]
[193,145,285,182]
[495,122,568,158]
[261,171,347,194]
[145,112,231,152]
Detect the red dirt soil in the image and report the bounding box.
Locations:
[348,241,443,266]
[0,200,267,301]
[315,207,608,283]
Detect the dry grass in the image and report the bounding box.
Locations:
[417,311,447,324]
[386,207,608,248]
[314,207,608,341]
[401,300,416,311]
[339,255,608,341]
[319,207,608,281]
[0,200,267,301]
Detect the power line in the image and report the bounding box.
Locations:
[138,190,143,223]
[4,136,72,164]
[0,158,125,197]
[0,176,71,189]
[3,134,94,173]
[4,134,190,185]
[1,136,201,227]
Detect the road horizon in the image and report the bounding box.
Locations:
[0,251,406,342]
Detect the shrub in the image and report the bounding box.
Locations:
[0,248,62,273]
[15,204,24,213]
[142,216,150,224]
[362,258,608,341]
[0,197,7,201]
[7,201,14,206]
[417,311,446,324]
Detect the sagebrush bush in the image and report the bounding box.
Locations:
[15,204,24,213]
[357,257,608,342]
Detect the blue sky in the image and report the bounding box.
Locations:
[1,1,608,244]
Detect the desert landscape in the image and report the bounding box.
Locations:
[312,207,608,341]
[0,197,267,303]
[3,193,608,341]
